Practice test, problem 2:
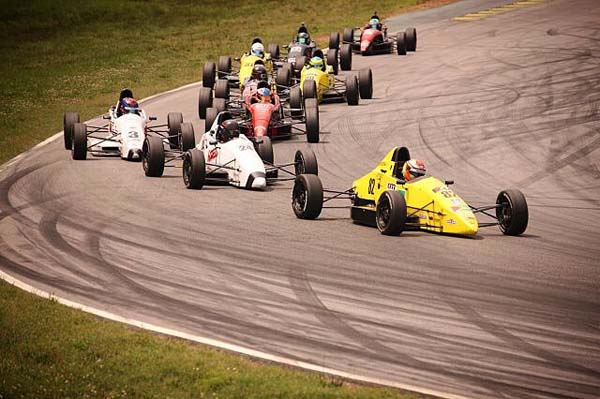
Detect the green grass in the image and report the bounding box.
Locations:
[0,0,445,397]
[0,281,424,399]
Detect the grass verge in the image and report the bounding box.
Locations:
[0,0,449,397]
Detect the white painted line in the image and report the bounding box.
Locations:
[0,269,469,399]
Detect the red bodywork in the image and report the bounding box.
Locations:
[241,88,284,138]
[360,28,383,52]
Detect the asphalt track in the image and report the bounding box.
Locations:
[1,0,599,398]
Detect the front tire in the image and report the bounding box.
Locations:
[346,75,359,106]
[302,79,317,99]
[376,190,407,235]
[142,136,165,177]
[268,43,280,59]
[71,122,87,160]
[329,32,340,49]
[203,61,216,88]
[205,107,218,132]
[255,136,273,164]
[183,149,205,189]
[276,63,291,87]
[496,189,528,235]
[290,86,303,118]
[217,56,232,78]
[167,112,183,149]
[180,122,196,151]
[215,79,229,99]
[396,32,407,55]
[340,43,352,71]
[294,149,318,175]
[63,112,79,150]
[326,48,339,75]
[292,174,323,220]
[343,28,354,44]
[304,98,319,143]
[358,68,373,100]
[198,87,213,119]
[405,27,417,52]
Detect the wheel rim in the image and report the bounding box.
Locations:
[292,180,307,214]
[294,152,305,175]
[142,147,149,173]
[377,194,391,230]
[183,155,191,186]
[497,194,512,232]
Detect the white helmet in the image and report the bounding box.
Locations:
[251,42,265,57]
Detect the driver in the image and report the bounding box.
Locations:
[250,64,268,82]
[250,42,265,58]
[297,31,311,45]
[257,87,272,103]
[216,119,240,143]
[402,159,427,181]
[308,56,325,72]
[364,15,387,34]
[117,97,139,117]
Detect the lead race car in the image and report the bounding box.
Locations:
[143,111,318,190]
[63,89,191,161]
[291,146,529,236]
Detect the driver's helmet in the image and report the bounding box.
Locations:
[119,97,139,115]
[402,159,426,181]
[251,64,268,81]
[217,119,240,143]
[297,32,310,45]
[251,42,265,57]
[257,87,271,103]
[309,56,324,70]
[369,17,381,30]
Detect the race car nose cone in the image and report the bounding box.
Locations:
[129,149,142,161]
[246,171,267,190]
[251,177,266,189]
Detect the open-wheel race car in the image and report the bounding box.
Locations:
[202,78,320,143]
[333,14,417,56]
[143,111,318,190]
[295,49,372,106]
[63,89,191,161]
[291,146,529,236]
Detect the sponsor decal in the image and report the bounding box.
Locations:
[208,148,218,161]
[447,218,456,225]
[238,144,252,151]
[451,206,462,212]
[432,186,442,193]
[419,213,428,220]
[451,198,463,205]
[387,183,396,190]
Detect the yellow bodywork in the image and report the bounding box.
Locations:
[299,64,335,101]
[352,148,479,235]
[239,53,273,88]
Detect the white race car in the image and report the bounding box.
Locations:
[63,89,193,161]
[142,111,317,190]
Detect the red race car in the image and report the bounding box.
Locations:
[330,14,416,56]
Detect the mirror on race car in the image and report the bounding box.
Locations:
[445,180,454,185]
[149,116,157,121]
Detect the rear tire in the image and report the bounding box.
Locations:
[292,174,323,219]
[294,149,318,175]
[340,43,352,71]
[180,122,196,151]
[276,63,291,87]
[63,112,79,150]
[326,48,339,75]
[405,27,417,52]
[142,136,164,177]
[346,75,359,106]
[304,98,319,143]
[329,32,340,49]
[302,79,317,99]
[217,56,232,78]
[255,136,273,164]
[343,28,354,44]
[205,107,218,132]
[376,190,406,235]
[294,55,307,77]
[183,149,205,189]
[71,123,87,160]
[213,98,227,113]
[290,86,303,118]
[215,79,229,99]
[496,189,528,235]
[167,112,183,149]
[358,68,373,100]
[202,61,216,88]
[396,32,407,55]
[268,43,280,59]
[198,87,213,119]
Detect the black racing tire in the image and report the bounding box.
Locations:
[180,122,196,151]
[292,174,323,220]
[202,61,216,88]
[304,98,319,143]
[294,148,318,175]
[329,31,340,49]
[205,107,218,132]
[255,136,273,164]
[213,98,227,113]
[215,79,229,99]
[396,32,407,55]
[217,56,232,79]
[268,43,280,59]
[290,86,303,118]
[496,189,529,235]
[142,136,165,177]
[340,43,352,71]
[376,190,407,235]
[343,27,354,44]
[358,68,373,100]
[71,122,87,160]
[303,79,317,99]
[326,48,339,75]
[198,87,213,119]
[294,55,307,77]
[405,27,417,52]
[346,75,359,106]
[167,112,184,149]
[276,63,291,87]
[63,112,79,150]
[183,149,205,189]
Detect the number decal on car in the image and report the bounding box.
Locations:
[127,131,139,138]
[368,178,376,195]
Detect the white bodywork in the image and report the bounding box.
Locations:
[89,107,149,160]
[197,114,266,189]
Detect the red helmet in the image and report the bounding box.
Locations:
[120,97,139,114]
[402,159,426,181]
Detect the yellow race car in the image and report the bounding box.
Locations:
[291,146,529,236]
[291,49,373,107]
